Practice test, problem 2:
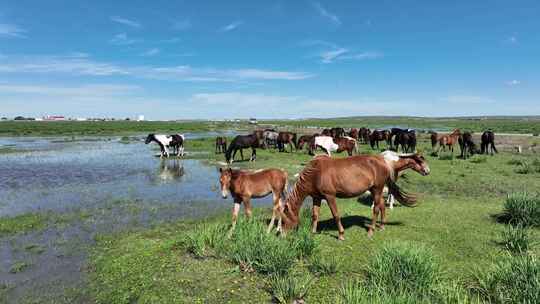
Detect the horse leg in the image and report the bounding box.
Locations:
[368,188,383,237]
[228,200,241,237]
[325,195,345,241]
[267,192,280,233]
[239,148,244,161]
[250,147,256,161]
[243,197,253,220]
[232,148,238,163]
[492,142,498,154]
[311,197,322,234]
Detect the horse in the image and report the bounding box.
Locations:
[369,130,392,150]
[263,129,279,148]
[430,132,439,151]
[277,131,297,153]
[225,134,260,164]
[279,153,430,239]
[310,136,339,156]
[348,128,359,140]
[330,127,346,139]
[459,131,478,159]
[297,134,317,151]
[481,130,498,155]
[219,167,288,233]
[436,129,461,155]
[145,133,184,158]
[321,128,332,137]
[334,136,357,156]
[359,127,371,144]
[215,136,227,154]
[393,130,417,153]
[253,130,266,148]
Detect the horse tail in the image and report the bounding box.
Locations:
[386,179,417,207]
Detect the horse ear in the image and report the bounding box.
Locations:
[228,167,233,173]
[219,167,223,173]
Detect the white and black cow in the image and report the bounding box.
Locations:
[145,134,185,158]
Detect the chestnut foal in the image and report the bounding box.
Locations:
[219,168,288,233]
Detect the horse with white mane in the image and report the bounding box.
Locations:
[145,133,185,158]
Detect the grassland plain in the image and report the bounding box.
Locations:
[1,119,540,303]
[85,133,540,304]
[1,116,540,136]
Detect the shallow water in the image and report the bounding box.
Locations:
[0,133,272,302]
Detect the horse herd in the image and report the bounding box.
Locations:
[145,127,498,239]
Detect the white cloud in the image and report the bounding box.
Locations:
[442,95,495,104]
[313,2,341,26]
[220,21,243,32]
[110,16,141,28]
[110,33,140,45]
[0,84,140,96]
[172,19,191,31]
[313,43,382,63]
[0,55,315,82]
[506,80,520,86]
[140,48,160,57]
[339,51,383,61]
[320,48,348,63]
[0,23,27,38]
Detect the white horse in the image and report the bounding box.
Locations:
[145,134,185,158]
[370,150,412,209]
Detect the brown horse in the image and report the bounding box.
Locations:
[436,129,461,155]
[430,132,439,150]
[279,153,430,239]
[334,137,357,156]
[215,136,227,154]
[348,128,359,140]
[297,134,317,151]
[277,131,297,152]
[219,168,288,233]
[369,130,391,150]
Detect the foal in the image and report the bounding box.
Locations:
[219,168,288,233]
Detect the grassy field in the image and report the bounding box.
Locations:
[1,116,540,137]
[1,120,540,303]
[85,134,540,304]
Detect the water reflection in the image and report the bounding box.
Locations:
[156,159,185,183]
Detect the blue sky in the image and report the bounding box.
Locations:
[0,0,538,119]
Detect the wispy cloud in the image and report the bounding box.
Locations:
[220,20,243,32]
[110,16,141,28]
[172,19,191,31]
[506,80,520,86]
[0,55,315,82]
[505,36,517,44]
[0,23,27,38]
[307,41,382,63]
[140,48,160,57]
[320,48,348,63]
[312,2,341,26]
[110,33,140,45]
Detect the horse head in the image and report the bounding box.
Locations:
[404,153,430,176]
[145,134,155,144]
[218,167,234,198]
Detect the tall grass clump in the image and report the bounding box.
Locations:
[469,155,487,164]
[500,224,532,254]
[291,208,319,259]
[515,161,533,174]
[308,255,339,276]
[473,254,540,303]
[438,153,454,161]
[268,274,312,304]
[502,192,540,227]
[227,218,317,275]
[364,242,441,300]
[184,223,227,258]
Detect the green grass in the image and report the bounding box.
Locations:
[501,192,540,227]
[268,273,313,304]
[500,225,532,254]
[0,213,47,236]
[9,261,31,273]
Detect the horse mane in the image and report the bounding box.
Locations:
[285,157,321,215]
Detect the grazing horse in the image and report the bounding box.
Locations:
[310,136,339,156]
[145,134,184,158]
[297,134,317,151]
[277,132,297,152]
[330,127,346,139]
[321,128,332,137]
[393,130,417,153]
[225,134,260,163]
[334,136,357,156]
[459,131,478,159]
[219,168,288,233]
[436,129,461,155]
[215,136,227,154]
[348,128,359,140]
[279,153,430,239]
[369,130,392,150]
[430,132,439,151]
[263,129,279,148]
[359,127,371,144]
[481,130,498,155]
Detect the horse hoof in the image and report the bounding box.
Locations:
[367,230,374,238]
[338,234,345,241]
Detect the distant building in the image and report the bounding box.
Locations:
[137,115,145,121]
[44,115,65,121]
[76,117,87,121]
[249,118,257,124]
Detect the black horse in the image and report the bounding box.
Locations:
[391,128,416,152]
[369,130,391,150]
[481,130,498,155]
[393,130,417,153]
[459,131,478,159]
[215,136,227,154]
[225,134,260,163]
